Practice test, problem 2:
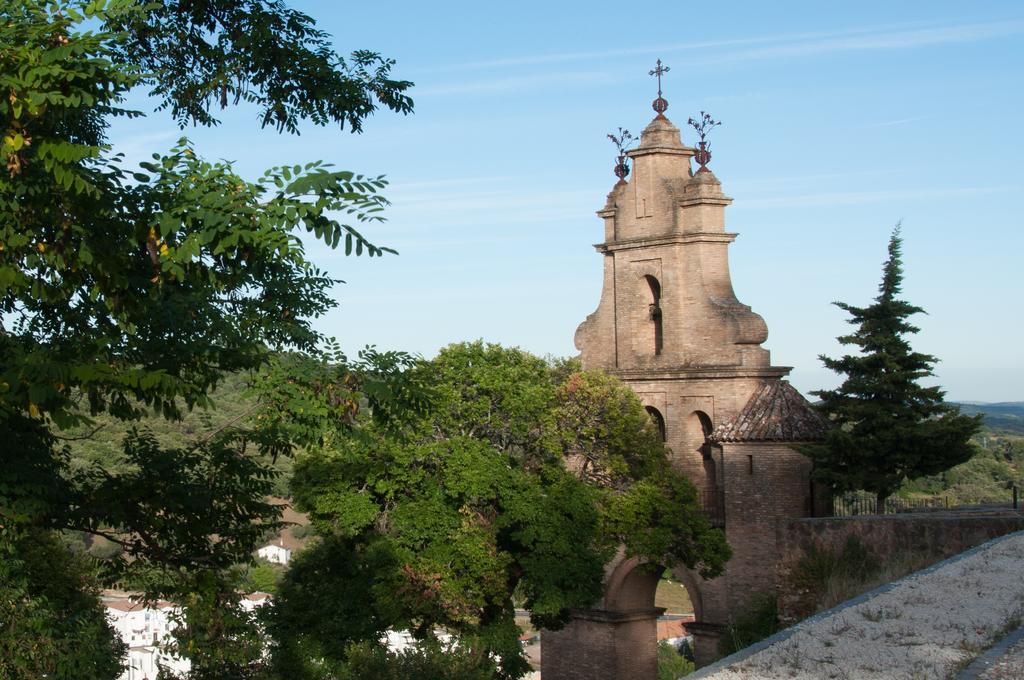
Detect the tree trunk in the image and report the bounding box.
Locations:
[875,492,886,515]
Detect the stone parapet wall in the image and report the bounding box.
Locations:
[776,510,1024,622]
[689,530,1024,680]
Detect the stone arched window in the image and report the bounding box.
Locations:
[685,410,713,454]
[687,409,723,522]
[644,275,663,356]
[694,410,713,451]
[686,410,715,469]
[645,405,666,442]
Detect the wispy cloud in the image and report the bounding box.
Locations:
[419,30,852,72]
[419,22,961,73]
[699,21,1024,66]
[388,176,513,190]
[314,186,597,240]
[384,186,595,227]
[862,116,928,129]
[414,20,1024,96]
[414,70,614,97]
[109,129,180,158]
[729,168,906,192]
[738,186,1010,209]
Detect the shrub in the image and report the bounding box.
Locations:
[244,563,283,595]
[327,640,500,680]
[658,640,695,679]
[786,536,879,618]
[719,594,780,657]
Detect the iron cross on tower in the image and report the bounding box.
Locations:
[649,59,670,115]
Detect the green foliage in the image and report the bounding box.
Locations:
[0,527,126,680]
[719,594,780,657]
[2,0,405,429]
[72,430,284,585]
[244,562,284,594]
[955,403,1024,435]
[657,641,695,680]
[785,536,879,618]
[106,0,414,132]
[272,341,729,679]
[249,344,429,458]
[283,639,500,680]
[58,371,295,497]
[812,226,982,506]
[159,574,269,680]
[780,536,938,624]
[263,535,408,676]
[901,435,1024,505]
[1,2,414,677]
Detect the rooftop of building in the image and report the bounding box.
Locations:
[710,380,829,443]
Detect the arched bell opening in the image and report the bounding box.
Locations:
[684,410,714,460]
[645,405,667,442]
[643,275,663,356]
[686,410,724,526]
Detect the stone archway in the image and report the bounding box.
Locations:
[541,551,706,680]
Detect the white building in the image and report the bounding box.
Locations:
[240,591,273,612]
[104,594,189,680]
[104,591,273,680]
[257,542,292,565]
[105,591,536,677]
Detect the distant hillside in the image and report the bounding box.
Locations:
[59,372,294,497]
[952,402,1024,435]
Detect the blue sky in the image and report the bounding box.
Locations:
[108,1,1024,401]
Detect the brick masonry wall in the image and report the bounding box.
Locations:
[716,443,814,616]
[541,610,660,680]
[775,511,1024,622]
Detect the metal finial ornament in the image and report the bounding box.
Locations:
[607,127,636,182]
[649,59,670,116]
[687,111,721,172]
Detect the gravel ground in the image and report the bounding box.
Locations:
[693,532,1024,680]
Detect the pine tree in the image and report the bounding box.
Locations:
[813,226,981,512]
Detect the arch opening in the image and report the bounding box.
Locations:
[686,410,724,526]
[684,410,714,459]
[646,405,667,442]
[602,557,703,674]
[644,275,663,356]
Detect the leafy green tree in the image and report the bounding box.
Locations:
[271,638,500,680]
[244,562,284,594]
[268,342,729,679]
[0,0,414,676]
[333,639,501,680]
[158,579,270,680]
[0,524,126,680]
[812,227,981,511]
[657,641,695,680]
[107,0,413,132]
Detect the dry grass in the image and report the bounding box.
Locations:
[656,577,694,614]
[812,552,938,614]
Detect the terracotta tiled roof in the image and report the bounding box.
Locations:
[709,380,828,443]
[657,615,695,640]
[103,598,174,612]
[104,599,144,612]
[244,592,272,601]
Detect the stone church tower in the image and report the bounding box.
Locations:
[541,90,827,678]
